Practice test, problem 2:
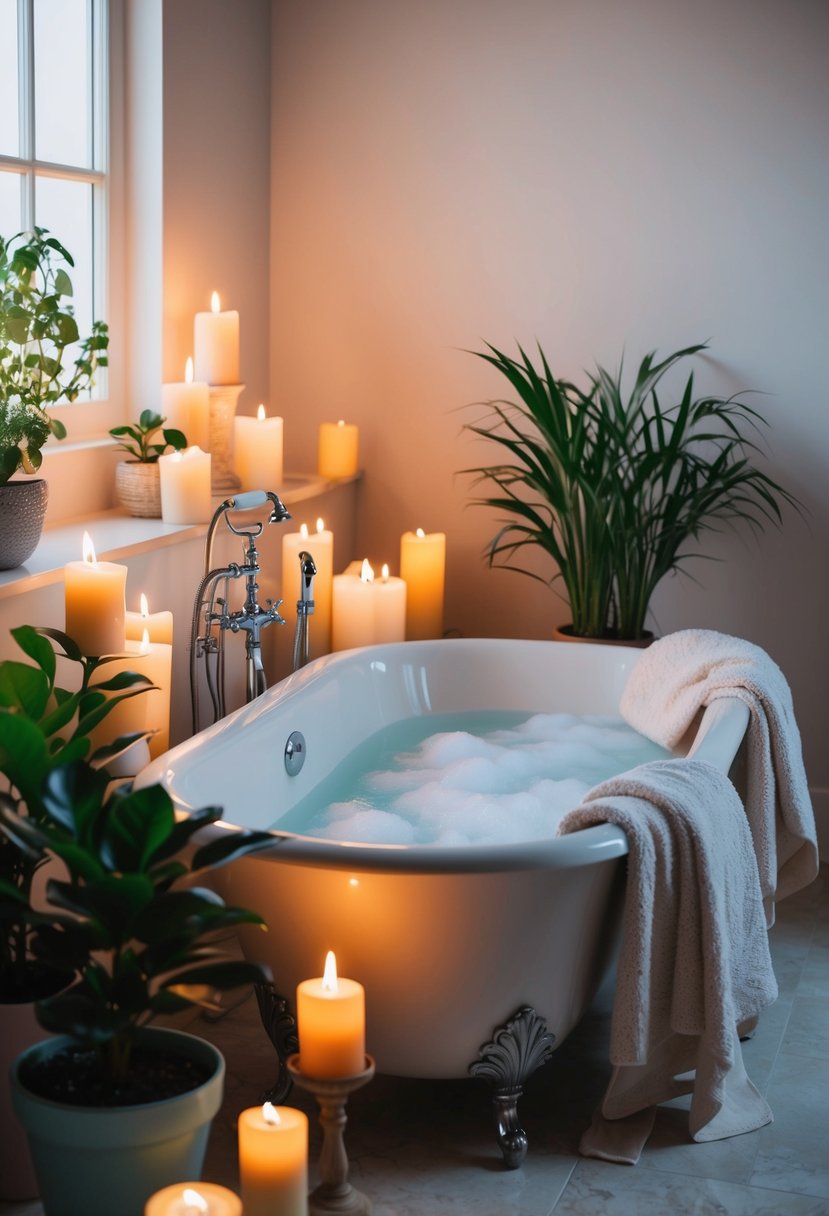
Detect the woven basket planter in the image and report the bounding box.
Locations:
[115,461,161,518]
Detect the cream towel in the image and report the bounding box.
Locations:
[558,759,777,1162]
[620,629,818,920]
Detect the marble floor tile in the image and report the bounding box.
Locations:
[750,1051,829,1200]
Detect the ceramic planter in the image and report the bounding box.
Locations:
[553,625,655,648]
[11,1026,225,1216]
[0,997,47,1201]
[0,478,48,569]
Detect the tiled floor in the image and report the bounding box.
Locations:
[3,866,827,1215]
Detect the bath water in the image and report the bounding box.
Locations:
[273,711,669,847]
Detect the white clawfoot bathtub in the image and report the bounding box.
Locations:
[140,638,748,1092]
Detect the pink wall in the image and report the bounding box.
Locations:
[268,0,829,841]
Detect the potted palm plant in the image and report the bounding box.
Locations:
[109,409,188,517]
[461,341,799,641]
[0,229,109,568]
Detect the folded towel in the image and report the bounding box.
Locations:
[558,758,777,1162]
[620,629,818,920]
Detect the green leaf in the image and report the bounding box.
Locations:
[11,625,57,684]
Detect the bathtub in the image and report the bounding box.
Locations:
[140,638,748,1157]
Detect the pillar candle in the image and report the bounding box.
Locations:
[399,528,446,640]
[331,560,378,652]
[234,403,284,492]
[87,638,153,769]
[282,518,334,655]
[126,592,174,645]
[373,564,407,643]
[238,1103,308,1216]
[64,531,127,656]
[130,627,172,759]
[318,419,359,479]
[194,291,240,385]
[161,357,210,452]
[159,446,212,524]
[145,1182,242,1216]
[296,951,365,1078]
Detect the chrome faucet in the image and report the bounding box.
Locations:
[189,489,294,732]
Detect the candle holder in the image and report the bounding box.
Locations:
[207,383,244,492]
[287,1052,375,1215]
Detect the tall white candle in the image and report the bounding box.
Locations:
[400,528,446,640]
[159,446,213,524]
[374,563,407,643]
[282,518,334,656]
[64,531,127,657]
[331,559,406,651]
[161,357,210,452]
[194,291,240,385]
[318,419,359,479]
[234,403,284,492]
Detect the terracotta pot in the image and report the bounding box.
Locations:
[553,625,655,648]
[0,478,48,569]
[115,460,161,517]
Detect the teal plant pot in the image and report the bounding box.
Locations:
[10,1027,225,1216]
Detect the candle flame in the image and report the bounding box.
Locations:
[139,592,149,617]
[322,950,339,993]
[300,523,309,539]
[416,527,426,539]
[211,290,221,313]
[257,403,266,421]
[182,1190,208,1214]
[185,356,194,384]
[316,517,325,533]
[381,563,390,581]
[337,419,345,427]
[82,530,97,564]
[140,627,150,655]
[360,559,374,584]
[262,1101,281,1126]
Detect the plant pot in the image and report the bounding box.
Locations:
[11,1026,225,1216]
[0,478,48,569]
[115,459,161,517]
[553,625,655,648]
[0,998,47,1201]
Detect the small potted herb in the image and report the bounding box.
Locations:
[109,409,188,517]
[0,229,109,567]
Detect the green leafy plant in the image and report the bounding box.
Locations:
[0,626,152,1000]
[462,341,800,639]
[5,761,272,1096]
[0,228,109,485]
[109,409,187,463]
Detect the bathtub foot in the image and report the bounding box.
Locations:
[469,1005,555,1169]
[255,981,299,1104]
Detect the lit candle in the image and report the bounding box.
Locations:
[161,357,210,452]
[374,563,407,643]
[282,518,334,655]
[87,635,153,770]
[130,626,172,759]
[399,528,446,640]
[126,592,174,645]
[159,446,212,524]
[234,403,284,492]
[318,419,359,480]
[64,531,127,656]
[296,950,366,1078]
[193,291,240,385]
[238,1102,308,1216]
[331,559,378,651]
[145,1182,242,1215]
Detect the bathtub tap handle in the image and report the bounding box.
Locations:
[298,550,317,609]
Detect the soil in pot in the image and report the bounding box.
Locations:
[553,624,655,648]
[20,1042,213,1106]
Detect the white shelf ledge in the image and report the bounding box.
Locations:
[0,472,360,601]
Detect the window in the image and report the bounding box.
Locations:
[0,0,110,414]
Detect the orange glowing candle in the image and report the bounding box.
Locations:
[161,357,210,452]
[399,527,446,640]
[296,951,365,1078]
[63,531,127,656]
[318,419,359,479]
[144,1182,242,1215]
[238,1102,308,1216]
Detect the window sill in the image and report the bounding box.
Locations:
[0,472,360,601]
